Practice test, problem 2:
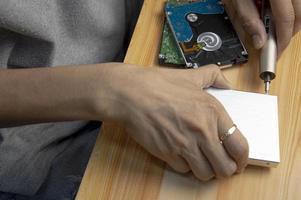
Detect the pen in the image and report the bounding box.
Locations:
[256,0,277,94]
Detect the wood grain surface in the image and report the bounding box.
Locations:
[76,0,301,199]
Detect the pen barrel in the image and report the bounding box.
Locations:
[260,9,277,80]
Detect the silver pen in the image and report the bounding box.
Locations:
[259,4,277,94]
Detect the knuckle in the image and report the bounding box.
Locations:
[205,95,219,109]
[205,64,219,71]
[241,17,258,29]
[210,65,221,78]
[166,157,190,173]
[278,14,295,26]
[241,141,249,157]
[239,144,249,166]
[218,162,237,178]
[198,66,219,87]
[207,102,219,114]
[180,140,194,153]
[234,134,249,158]
[180,142,201,159]
[171,164,190,173]
[197,173,214,181]
[203,136,219,150]
[210,64,220,72]
[206,99,223,116]
[158,147,177,162]
[199,64,217,76]
[204,65,220,78]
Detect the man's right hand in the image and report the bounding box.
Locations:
[224,0,301,56]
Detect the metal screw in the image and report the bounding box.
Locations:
[159,54,166,59]
[193,63,199,69]
[186,63,193,68]
[241,51,248,56]
[187,13,198,22]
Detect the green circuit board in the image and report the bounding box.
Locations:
[159,22,185,66]
[159,0,199,66]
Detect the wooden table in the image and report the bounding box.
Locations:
[76,0,301,199]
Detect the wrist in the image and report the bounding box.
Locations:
[89,63,134,122]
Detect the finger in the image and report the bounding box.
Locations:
[222,0,246,42]
[292,0,301,34]
[221,127,249,173]
[199,133,238,178]
[157,65,230,89]
[194,94,239,178]
[222,0,237,22]
[232,0,267,49]
[165,155,190,173]
[212,96,249,172]
[188,65,231,89]
[270,0,295,54]
[181,145,214,181]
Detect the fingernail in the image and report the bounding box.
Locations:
[252,34,264,49]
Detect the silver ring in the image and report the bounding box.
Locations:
[220,124,237,142]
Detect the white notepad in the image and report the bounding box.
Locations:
[207,89,280,167]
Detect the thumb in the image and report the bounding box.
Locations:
[190,65,232,89]
[232,0,267,49]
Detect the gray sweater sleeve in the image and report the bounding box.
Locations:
[0,0,128,68]
[0,0,143,196]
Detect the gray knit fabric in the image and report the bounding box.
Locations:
[0,0,143,196]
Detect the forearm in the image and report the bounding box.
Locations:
[0,63,121,126]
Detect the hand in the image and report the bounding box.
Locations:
[224,0,301,55]
[110,64,249,180]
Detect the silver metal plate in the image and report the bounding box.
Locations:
[197,32,222,51]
